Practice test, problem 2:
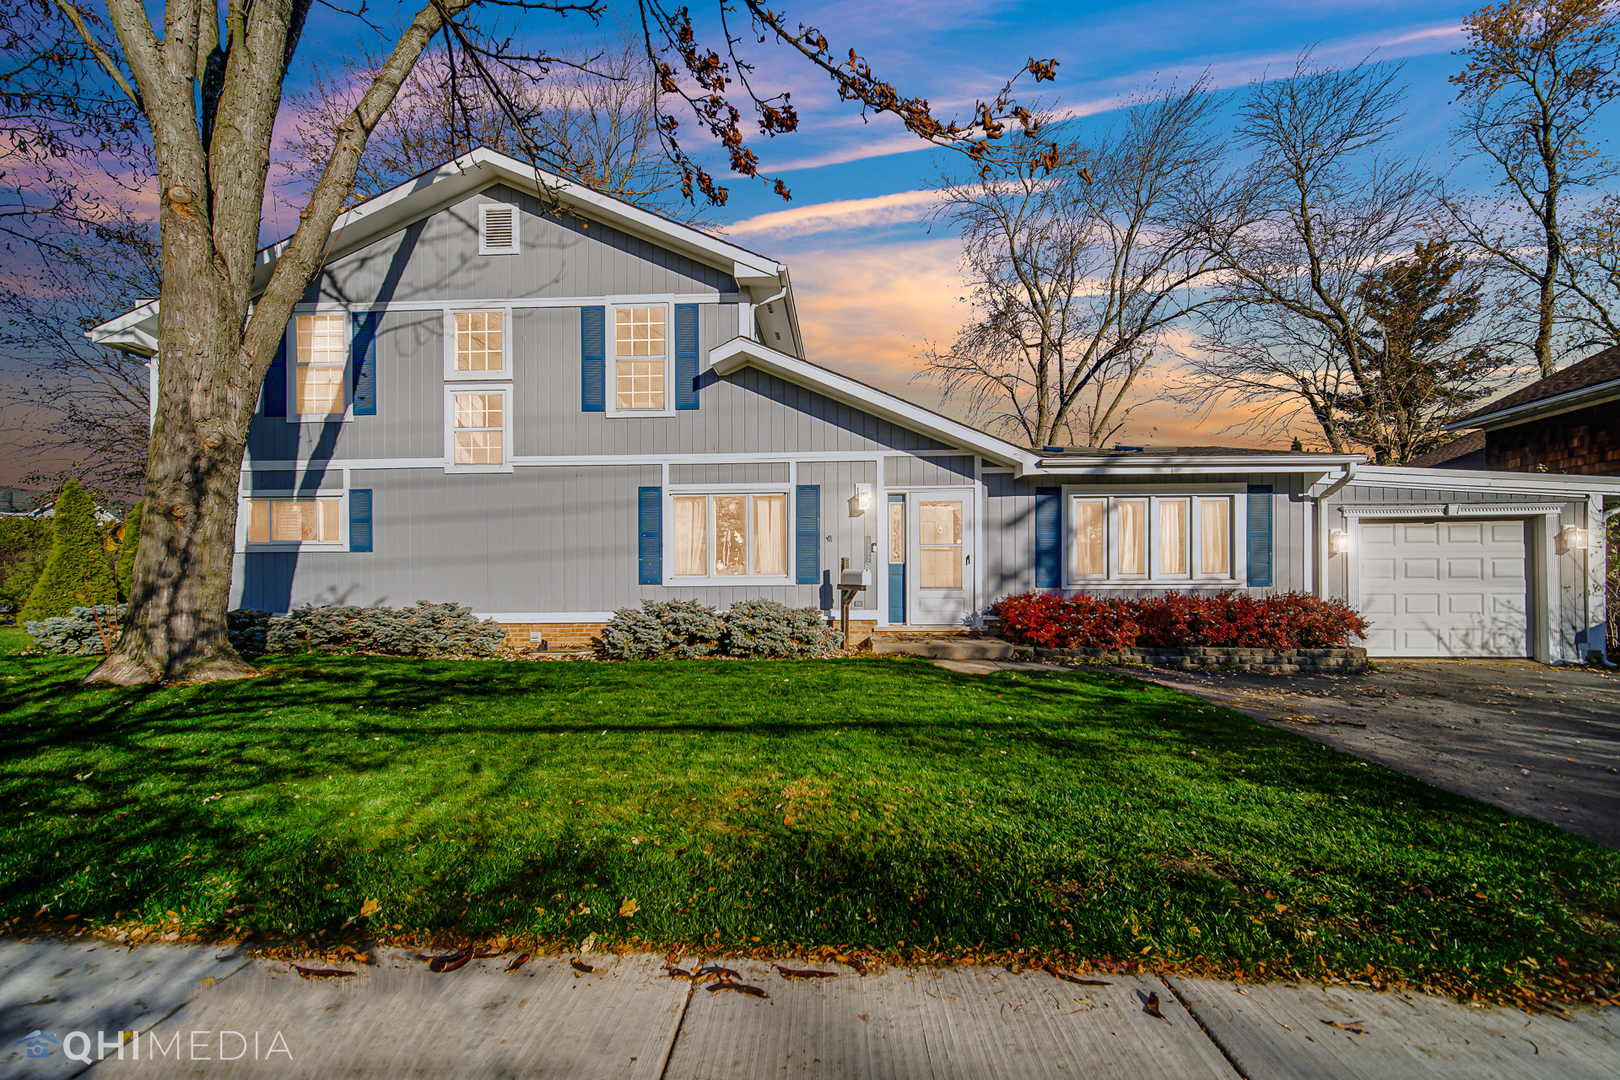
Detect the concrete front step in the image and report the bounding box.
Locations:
[872,637,1013,660]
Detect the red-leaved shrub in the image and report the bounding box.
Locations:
[990,590,1366,650]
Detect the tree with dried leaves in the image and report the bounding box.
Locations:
[1448,0,1620,375]
[1337,240,1499,464]
[18,0,1055,683]
[280,21,704,222]
[1187,56,1441,460]
[922,80,1228,450]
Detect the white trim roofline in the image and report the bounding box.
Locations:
[708,337,1041,474]
[1442,378,1620,431]
[1350,463,1620,499]
[89,147,802,355]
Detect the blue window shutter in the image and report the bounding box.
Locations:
[263,331,287,416]
[349,489,373,552]
[1247,485,1273,587]
[674,303,700,410]
[638,486,662,584]
[1035,487,1061,589]
[582,306,606,412]
[351,312,378,415]
[795,485,820,585]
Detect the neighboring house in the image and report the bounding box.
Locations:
[1426,346,1620,475]
[90,149,1620,662]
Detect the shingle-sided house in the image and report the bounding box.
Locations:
[91,150,1620,662]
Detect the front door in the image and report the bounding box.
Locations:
[906,490,974,626]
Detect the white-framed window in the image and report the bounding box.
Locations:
[611,303,671,414]
[241,494,344,550]
[1066,490,1239,586]
[292,312,348,419]
[444,309,509,378]
[478,203,519,255]
[445,387,508,469]
[668,489,790,581]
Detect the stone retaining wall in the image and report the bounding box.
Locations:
[1012,644,1368,675]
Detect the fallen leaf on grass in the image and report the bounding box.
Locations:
[1322,1019,1368,1034]
[571,958,594,973]
[1144,992,1166,1019]
[707,981,769,998]
[618,898,639,917]
[1093,958,1139,975]
[358,898,380,917]
[505,954,530,973]
[73,772,93,781]
[775,965,837,979]
[427,948,473,973]
[223,904,252,917]
[201,793,222,805]
[294,965,355,979]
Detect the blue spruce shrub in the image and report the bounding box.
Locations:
[722,598,842,658]
[596,599,726,659]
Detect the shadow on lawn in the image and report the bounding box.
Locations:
[0,654,1609,962]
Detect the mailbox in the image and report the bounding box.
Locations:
[840,568,870,589]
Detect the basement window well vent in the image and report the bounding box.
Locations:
[479,204,518,255]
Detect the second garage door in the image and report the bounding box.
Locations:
[1358,519,1530,657]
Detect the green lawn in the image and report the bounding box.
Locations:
[1,653,1616,1002]
[0,625,33,655]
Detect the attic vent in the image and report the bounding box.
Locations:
[479,204,518,255]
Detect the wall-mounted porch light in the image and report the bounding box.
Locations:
[849,483,872,516]
[1328,529,1350,555]
[1558,525,1589,553]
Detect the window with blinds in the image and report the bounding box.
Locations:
[246,497,342,544]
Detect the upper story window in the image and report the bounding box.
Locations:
[1068,492,1237,585]
[295,313,346,416]
[453,311,505,374]
[614,305,668,411]
[453,391,504,466]
[670,491,788,580]
[478,204,519,255]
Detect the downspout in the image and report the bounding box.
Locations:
[1313,461,1357,598]
[752,279,789,346]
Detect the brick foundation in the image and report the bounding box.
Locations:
[498,623,606,652]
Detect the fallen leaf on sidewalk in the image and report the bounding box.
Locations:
[1322,1019,1368,1034]
[775,965,837,978]
[505,953,530,972]
[294,965,355,978]
[1041,964,1109,986]
[1092,958,1139,975]
[707,981,769,998]
[571,958,595,973]
[697,965,740,981]
[1144,992,1165,1019]
[473,948,505,959]
[428,948,473,973]
[664,965,693,979]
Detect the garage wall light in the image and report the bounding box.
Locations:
[849,483,872,516]
[1559,525,1588,552]
[1328,529,1350,555]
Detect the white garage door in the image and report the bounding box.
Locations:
[1358,519,1530,657]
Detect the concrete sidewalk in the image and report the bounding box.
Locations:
[3,939,1616,1079]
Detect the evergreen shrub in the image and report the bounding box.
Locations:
[20,481,116,622]
[24,604,125,654]
[596,599,839,660]
[265,601,504,657]
[991,590,1367,650]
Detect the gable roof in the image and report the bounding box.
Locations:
[1447,345,1620,430]
[90,147,803,357]
[1409,429,1486,468]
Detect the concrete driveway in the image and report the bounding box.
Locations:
[1127,659,1620,848]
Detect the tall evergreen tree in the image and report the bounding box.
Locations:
[20,481,117,622]
[1341,240,1499,464]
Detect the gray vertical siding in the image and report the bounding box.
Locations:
[670,463,789,484]
[980,471,1311,604]
[308,185,735,305]
[884,455,975,487]
[799,461,881,613]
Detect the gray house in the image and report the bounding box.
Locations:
[92,149,1620,661]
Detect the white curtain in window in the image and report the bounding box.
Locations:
[296,313,346,414]
[1200,498,1230,575]
[918,500,963,588]
[248,501,271,543]
[752,494,786,575]
[1159,499,1189,575]
[1117,500,1147,575]
[455,311,503,371]
[1073,499,1105,576]
[672,496,707,576]
[714,495,746,575]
